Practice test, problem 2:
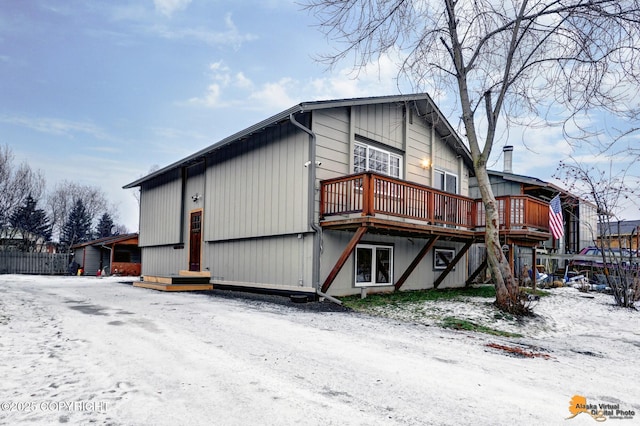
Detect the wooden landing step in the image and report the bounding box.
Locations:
[135,275,213,292]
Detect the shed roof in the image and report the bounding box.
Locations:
[123,93,472,189]
[70,233,139,249]
[485,170,599,209]
[598,220,640,235]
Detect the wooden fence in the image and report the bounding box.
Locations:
[0,252,69,275]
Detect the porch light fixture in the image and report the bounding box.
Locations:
[191,193,201,202]
[420,158,431,170]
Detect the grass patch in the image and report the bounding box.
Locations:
[441,316,523,338]
[520,288,551,297]
[341,285,495,310]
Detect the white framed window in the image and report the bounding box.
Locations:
[354,142,402,179]
[355,244,393,287]
[434,169,458,194]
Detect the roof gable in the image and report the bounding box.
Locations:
[124,93,472,188]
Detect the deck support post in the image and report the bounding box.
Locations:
[433,241,473,289]
[394,236,440,291]
[321,226,368,293]
[465,259,487,287]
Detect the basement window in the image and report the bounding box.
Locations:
[355,244,393,287]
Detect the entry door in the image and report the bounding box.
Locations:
[189,210,202,271]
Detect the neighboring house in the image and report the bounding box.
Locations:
[0,228,53,253]
[71,233,141,276]
[124,94,551,297]
[469,146,598,279]
[598,220,640,251]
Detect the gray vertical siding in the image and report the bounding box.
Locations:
[313,103,472,296]
[205,233,313,288]
[405,112,433,185]
[314,108,351,181]
[578,201,597,250]
[204,122,309,241]
[315,103,468,191]
[139,169,183,247]
[469,176,521,198]
[353,103,404,150]
[141,245,187,276]
[138,100,474,293]
[78,247,101,276]
[321,231,468,297]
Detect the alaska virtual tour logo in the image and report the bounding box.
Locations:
[567,395,636,422]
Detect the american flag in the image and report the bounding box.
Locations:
[549,194,564,240]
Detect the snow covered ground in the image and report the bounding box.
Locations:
[0,275,638,426]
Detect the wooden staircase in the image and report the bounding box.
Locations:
[134,270,213,292]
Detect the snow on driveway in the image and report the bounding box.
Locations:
[0,275,638,425]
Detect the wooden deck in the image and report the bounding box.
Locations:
[320,172,550,242]
[135,272,213,292]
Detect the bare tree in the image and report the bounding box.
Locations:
[304,0,640,314]
[0,144,46,233]
[46,180,111,241]
[132,164,160,207]
[556,158,639,307]
[113,223,129,236]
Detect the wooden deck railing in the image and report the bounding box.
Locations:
[320,172,550,233]
[474,195,549,230]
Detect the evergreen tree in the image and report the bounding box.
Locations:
[95,213,115,238]
[8,195,52,251]
[60,199,92,250]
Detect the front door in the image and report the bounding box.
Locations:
[189,210,202,271]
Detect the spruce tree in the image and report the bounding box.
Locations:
[61,199,92,250]
[95,213,115,238]
[9,195,52,251]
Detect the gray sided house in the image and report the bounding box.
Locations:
[71,233,141,276]
[125,94,551,297]
[469,146,598,278]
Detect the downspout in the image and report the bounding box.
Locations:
[99,243,113,275]
[179,166,187,245]
[289,112,323,295]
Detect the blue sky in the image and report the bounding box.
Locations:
[1,0,638,232]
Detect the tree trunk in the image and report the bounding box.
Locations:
[474,165,527,314]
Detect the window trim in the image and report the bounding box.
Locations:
[434,247,456,270]
[354,141,403,179]
[354,243,394,287]
[434,169,458,194]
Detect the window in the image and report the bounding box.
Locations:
[354,142,402,179]
[434,170,460,227]
[355,244,393,287]
[434,248,456,270]
[434,170,458,194]
[113,249,131,263]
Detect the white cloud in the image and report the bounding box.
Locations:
[0,115,110,140]
[151,13,257,48]
[153,0,191,17]
[187,60,256,108]
[185,51,408,112]
[188,83,222,108]
[248,78,297,110]
[235,72,253,89]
